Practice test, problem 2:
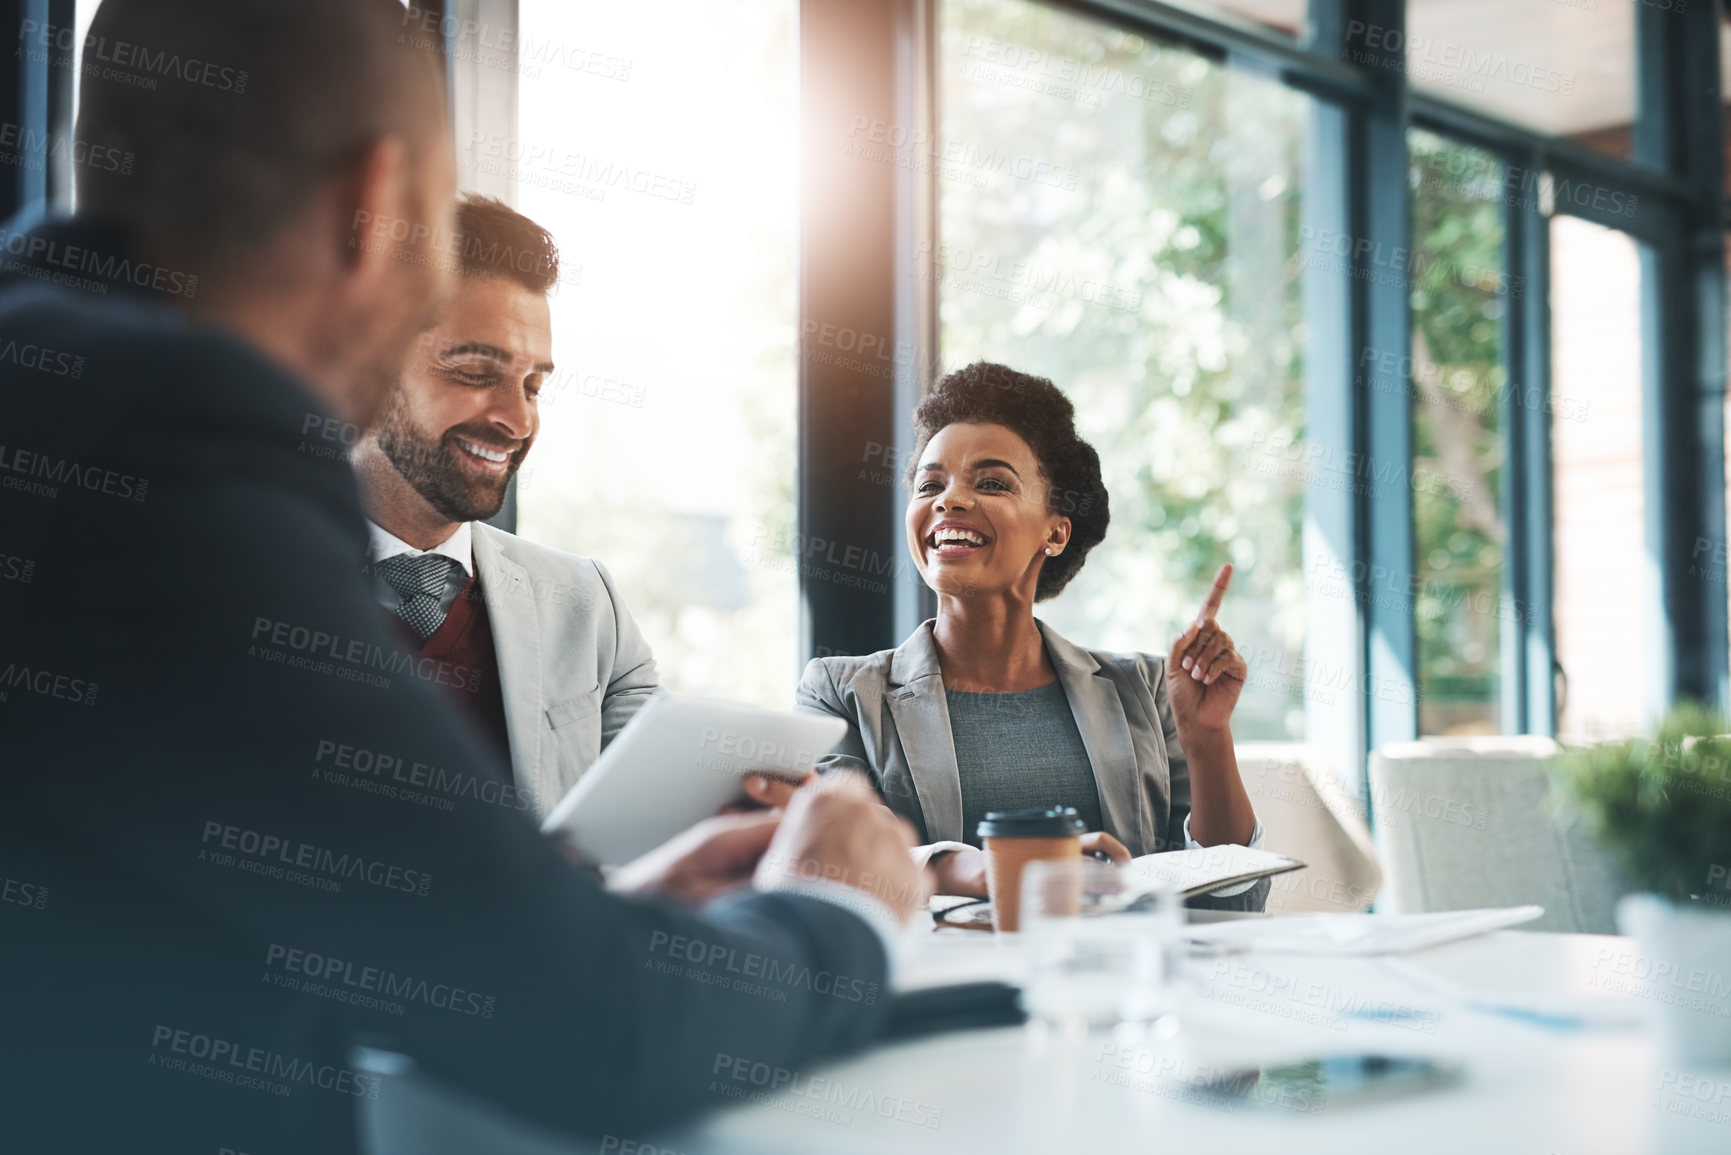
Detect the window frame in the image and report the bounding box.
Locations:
[4,0,76,223]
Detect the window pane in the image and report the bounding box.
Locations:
[68,1,104,209]
[514,1,799,706]
[1408,131,1508,736]
[1398,0,1635,162]
[1721,24,1731,200]
[940,0,1310,739]
[1551,214,1646,740]
[1161,1,1306,38]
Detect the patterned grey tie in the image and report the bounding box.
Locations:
[376,552,457,639]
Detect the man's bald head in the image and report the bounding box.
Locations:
[75,0,447,283]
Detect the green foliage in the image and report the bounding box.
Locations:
[1548,703,1731,903]
[1408,131,1508,733]
[936,7,1523,739]
[939,0,1307,737]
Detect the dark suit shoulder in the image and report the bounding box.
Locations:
[0,286,357,510]
[0,287,368,647]
[1,284,274,380]
[0,287,334,448]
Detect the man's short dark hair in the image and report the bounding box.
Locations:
[75,0,444,282]
[907,361,1110,601]
[454,195,560,295]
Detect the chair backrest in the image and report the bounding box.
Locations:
[352,1048,592,1155]
[1235,743,1382,914]
[1368,737,1629,933]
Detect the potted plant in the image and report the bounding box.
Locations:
[1549,703,1731,1065]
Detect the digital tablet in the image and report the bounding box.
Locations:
[539,693,847,867]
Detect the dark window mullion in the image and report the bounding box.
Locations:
[797,0,910,661]
[1516,190,1556,736]
[1346,0,1417,752]
[1497,155,1528,735]
[1633,0,1728,714]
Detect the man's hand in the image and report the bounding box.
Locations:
[755,773,930,925]
[608,810,782,907]
[1167,563,1247,734]
[734,772,809,811]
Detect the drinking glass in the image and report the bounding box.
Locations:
[1019,858,1183,1036]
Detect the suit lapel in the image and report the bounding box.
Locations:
[885,623,965,843]
[471,524,544,801]
[1040,621,1141,846]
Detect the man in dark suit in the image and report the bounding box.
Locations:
[0,3,926,1154]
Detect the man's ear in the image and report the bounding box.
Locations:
[339,136,413,288]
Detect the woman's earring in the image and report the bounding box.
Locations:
[1044,547,1054,555]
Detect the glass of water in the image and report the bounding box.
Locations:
[1019,857,1184,1036]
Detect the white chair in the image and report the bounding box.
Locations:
[1236,743,1382,914]
[353,1048,593,1155]
[1368,736,1629,933]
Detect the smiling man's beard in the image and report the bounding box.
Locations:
[372,388,529,524]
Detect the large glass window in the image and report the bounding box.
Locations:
[66,0,104,209]
[1724,248,1731,677]
[513,1,800,706]
[1162,1,1307,38]
[1550,214,1647,740]
[1722,32,1731,199]
[939,0,1310,739]
[1401,0,1636,162]
[1408,130,1510,736]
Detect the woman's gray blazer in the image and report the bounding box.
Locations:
[796,619,1269,912]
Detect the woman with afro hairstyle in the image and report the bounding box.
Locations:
[751,362,1267,909]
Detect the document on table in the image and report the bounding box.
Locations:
[1184,905,1546,956]
[1123,844,1306,899]
[926,847,1305,931]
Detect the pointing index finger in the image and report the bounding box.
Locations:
[1196,563,1233,625]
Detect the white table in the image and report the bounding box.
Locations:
[669,923,1731,1155]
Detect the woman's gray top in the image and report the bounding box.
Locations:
[946,682,1105,848]
[797,619,1270,911]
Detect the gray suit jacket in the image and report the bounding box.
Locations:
[472,522,658,817]
[797,619,1268,911]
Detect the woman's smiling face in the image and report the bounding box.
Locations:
[906,421,1071,601]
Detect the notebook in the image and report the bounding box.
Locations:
[1123,844,1306,900]
[929,846,1305,929]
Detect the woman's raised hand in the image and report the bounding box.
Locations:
[1166,563,1248,734]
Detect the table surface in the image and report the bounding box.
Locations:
[669,917,1731,1155]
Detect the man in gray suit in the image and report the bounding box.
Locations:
[353,194,654,817]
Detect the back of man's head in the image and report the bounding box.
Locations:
[76,0,445,285]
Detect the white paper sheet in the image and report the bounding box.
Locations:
[1183,905,1546,956]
